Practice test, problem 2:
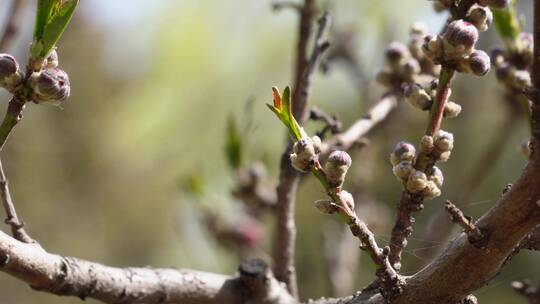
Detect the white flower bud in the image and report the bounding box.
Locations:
[466,4,493,32]
[410,22,427,36]
[422,181,442,199]
[427,166,444,188]
[0,54,23,92]
[420,135,434,154]
[434,130,454,152]
[444,101,462,118]
[314,200,338,214]
[393,161,413,180]
[438,151,452,162]
[404,83,432,110]
[390,141,416,165]
[407,170,428,193]
[46,49,59,69]
[291,137,320,172]
[509,70,532,90]
[340,190,355,211]
[325,151,352,188]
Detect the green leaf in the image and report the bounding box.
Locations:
[225,116,243,169]
[266,86,306,141]
[492,0,520,48]
[31,0,79,59]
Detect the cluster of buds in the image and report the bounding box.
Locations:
[390,131,454,199]
[433,0,509,13]
[423,20,490,76]
[376,41,421,88]
[0,54,24,93]
[404,80,462,118]
[408,23,440,76]
[492,33,533,91]
[29,50,71,104]
[290,136,322,172]
[0,50,71,105]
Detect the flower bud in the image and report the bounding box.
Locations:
[311,135,322,154]
[393,161,413,180]
[404,83,432,110]
[390,141,416,165]
[291,137,319,172]
[434,130,454,152]
[314,200,338,214]
[0,54,23,92]
[376,69,394,87]
[46,49,59,69]
[422,181,442,199]
[438,151,452,162]
[401,58,421,81]
[510,70,532,90]
[443,20,478,52]
[385,42,409,64]
[467,50,491,76]
[427,166,444,188]
[407,170,428,193]
[340,190,355,211]
[466,4,493,32]
[517,32,533,65]
[444,101,462,118]
[410,22,427,36]
[420,135,434,154]
[422,34,443,63]
[325,150,352,188]
[478,0,510,9]
[29,68,70,103]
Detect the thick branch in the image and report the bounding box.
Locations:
[0,230,296,304]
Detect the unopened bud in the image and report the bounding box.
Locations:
[444,101,462,118]
[478,0,510,9]
[467,50,491,76]
[404,83,432,110]
[442,20,478,56]
[466,4,493,32]
[314,200,338,214]
[0,54,23,92]
[422,34,443,63]
[422,181,442,199]
[390,141,416,165]
[510,70,532,90]
[340,190,355,211]
[291,137,319,172]
[434,130,454,152]
[517,32,533,66]
[393,161,413,180]
[46,49,59,69]
[376,69,394,87]
[410,22,427,36]
[311,135,322,154]
[325,150,352,188]
[407,170,428,193]
[427,166,444,188]
[385,42,409,64]
[420,135,434,154]
[29,68,70,103]
[438,151,452,162]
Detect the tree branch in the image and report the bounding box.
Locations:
[273,4,330,298]
[0,0,27,52]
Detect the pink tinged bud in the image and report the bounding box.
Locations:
[46,50,59,69]
[391,141,416,165]
[443,20,479,50]
[385,42,409,63]
[340,190,355,211]
[427,166,444,188]
[327,150,352,168]
[30,68,71,103]
[466,4,493,32]
[325,151,352,188]
[0,54,19,79]
[467,50,491,76]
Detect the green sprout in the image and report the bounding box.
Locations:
[266,86,307,141]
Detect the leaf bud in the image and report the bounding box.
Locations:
[314,200,338,214]
[291,137,319,172]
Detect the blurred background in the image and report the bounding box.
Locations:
[0,0,538,303]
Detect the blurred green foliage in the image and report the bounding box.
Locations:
[0,1,537,303]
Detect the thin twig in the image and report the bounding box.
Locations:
[0,94,26,152]
[444,200,483,245]
[309,106,342,139]
[0,159,34,243]
[0,0,27,52]
[273,4,330,298]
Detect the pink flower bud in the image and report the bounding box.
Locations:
[0,54,18,80]
[468,50,491,76]
[443,20,479,50]
[29,68,71,103]
[385,42,409,63]
[391,141,416,165]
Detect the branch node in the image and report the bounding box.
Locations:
[444,200,485,247]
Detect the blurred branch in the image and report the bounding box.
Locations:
[0,0,27,52]
[273,3,329,298]
[512,281,540,304]
[321,93,399,157]
[0,159,34,243]
[309,106,342,139]
[232,164,277,214]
